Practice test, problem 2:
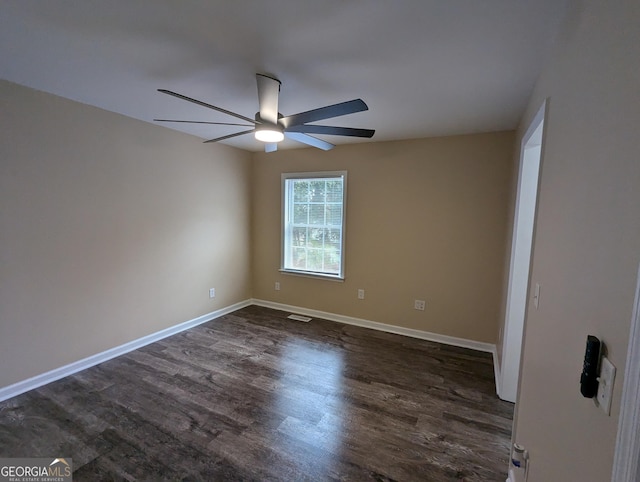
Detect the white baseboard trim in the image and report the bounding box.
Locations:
[251,298,497,354]
[0,298,502,403]
[493,346,503,398]
[0,299,252,403]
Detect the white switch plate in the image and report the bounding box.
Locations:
[275,281,280,291]
[209,288,215,298]
[357,289,365,300]
[596,356,616,415]
[533,283,541,309]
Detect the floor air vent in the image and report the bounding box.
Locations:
[287,314,312,322]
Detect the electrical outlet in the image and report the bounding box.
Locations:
[209,288,215,299]
[414,300,426,311]
[275,281,281,291]
[358,289,365,300]
[596,356,616,415]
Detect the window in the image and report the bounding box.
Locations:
[281,171,347,279]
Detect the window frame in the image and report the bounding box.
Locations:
[280,171,347,281]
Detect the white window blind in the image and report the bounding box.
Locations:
[281,171,347,279]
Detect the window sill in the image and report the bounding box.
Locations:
[279,269,345,282]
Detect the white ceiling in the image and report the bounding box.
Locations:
[0,0,569,152]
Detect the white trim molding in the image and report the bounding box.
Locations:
[0,298,503,404]
[612,263,640,481]
[499,98,546,404]
[493,345,502,397]
[252,299,500,389]
[0,299,251,403]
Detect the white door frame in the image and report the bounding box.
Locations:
[499,100,546,403]
[611,262,640,481]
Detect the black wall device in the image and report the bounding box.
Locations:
[580,335,601,398]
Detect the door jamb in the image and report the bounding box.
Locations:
[499,99,546,402]
[611,262,640,481]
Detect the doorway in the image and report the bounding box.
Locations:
[499,101,546,403]
[611,262,640,481]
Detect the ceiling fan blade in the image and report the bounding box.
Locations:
[203,129,255,144]
[285,132,335,151]
[154,119,253,127]
[281,99,369,128]
[256,74,281,124]
[158,89,257,125]
[264,143,278,153]
[286,125,375,138]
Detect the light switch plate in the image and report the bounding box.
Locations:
[596,356,616,415]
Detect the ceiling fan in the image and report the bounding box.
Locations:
[154,73,374,152]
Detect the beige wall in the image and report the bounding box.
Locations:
[252,133,514,343]
[511,1,640,480]
[0,79,513,392]
[0,80,252,388]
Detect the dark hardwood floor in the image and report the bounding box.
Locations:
[0,305,513,481]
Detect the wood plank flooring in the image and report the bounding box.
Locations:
[0,305,513,481]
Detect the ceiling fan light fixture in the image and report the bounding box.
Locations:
[255,124,284,143]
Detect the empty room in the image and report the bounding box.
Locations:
[1,1,639,481]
